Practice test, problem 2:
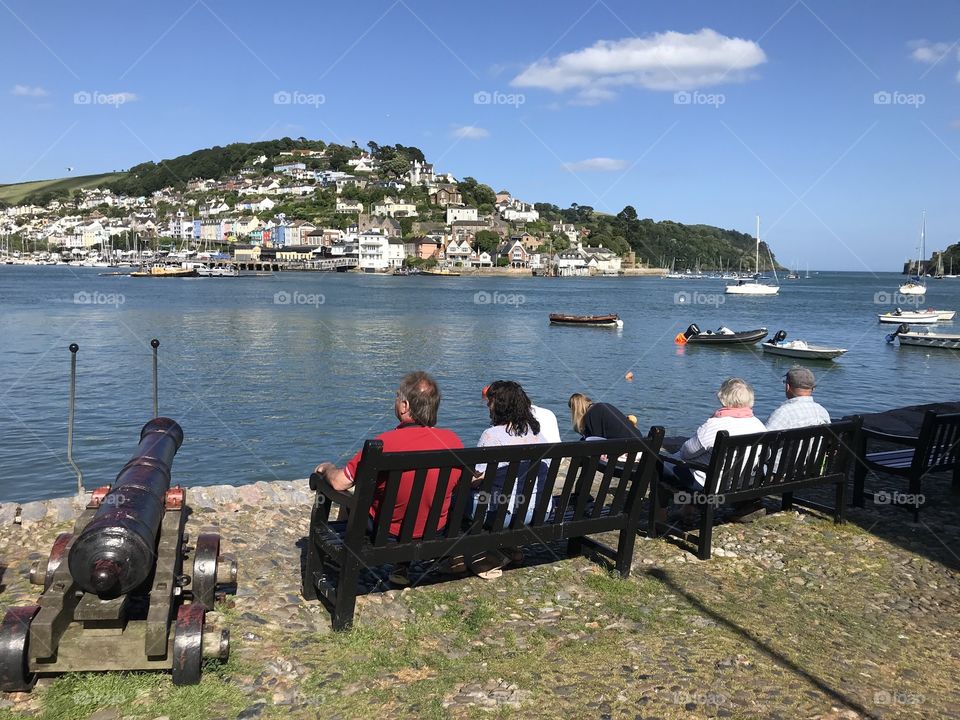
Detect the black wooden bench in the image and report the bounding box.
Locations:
[653,419,861,560]
[852,410,960,521]
[302,429,664,630]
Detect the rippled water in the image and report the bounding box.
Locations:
[1,266,958,502]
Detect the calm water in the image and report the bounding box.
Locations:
[1,266,958,502]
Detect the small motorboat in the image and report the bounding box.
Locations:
[549,313,623,328]
[675,324,767,345]
[886,323,960,350]
[877,309,939,324]
[761,330,847,360]
[196,265,239,277]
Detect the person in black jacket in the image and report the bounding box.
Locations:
[568,392,643,440]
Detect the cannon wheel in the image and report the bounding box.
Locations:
[0,605,40,692]
[44,533,73,591]
[172,603,205,686]
[192,533,220,611]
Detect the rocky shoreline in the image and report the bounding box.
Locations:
[1,477,958,719]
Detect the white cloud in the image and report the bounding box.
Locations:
[12,84,49,97]
[451,125,489,139]
[562,157,628,172]
[511,29,766,103]
[909,40,955,64]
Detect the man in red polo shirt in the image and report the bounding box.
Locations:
[313,370,463,585]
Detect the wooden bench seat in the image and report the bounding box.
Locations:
[653,419,861,559]
[302,430,664,630]
[853,411,960,521]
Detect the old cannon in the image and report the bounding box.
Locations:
[0,418,237,691]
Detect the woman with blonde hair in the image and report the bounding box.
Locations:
[568,392,642,440]
[658,377,767,522]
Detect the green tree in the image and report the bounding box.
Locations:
[474,230,501,255]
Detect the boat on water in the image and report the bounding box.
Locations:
[877,309,942,324]
[726,216,779,296]
[130,265,198,278]
[761,330,847,360]
[196,265,238,277]
[675,324,768,345]
[549,313,623,328]
[886,323,960,350]
[899,212,928,295]
[421,268,461,276]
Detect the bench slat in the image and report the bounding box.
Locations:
[530,457,563,527]
[420,466,454,542]
[372,470,404,547]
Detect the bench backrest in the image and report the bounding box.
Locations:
[347,427,664,547]
[916,411,960,472]
[704,419,861,496]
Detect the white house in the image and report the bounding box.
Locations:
[446,206,478,224]
[407,160,436,185]
[166,211,194,240]
[444,238,473,265]
[372,197,418,218]
[335,200,363,215]
[67,220,107,249]
[357,229,394,271]
[236,198,276,213]
[501,206,540,223]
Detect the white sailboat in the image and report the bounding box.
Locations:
[899,212,927,295]
[726,216,779,296]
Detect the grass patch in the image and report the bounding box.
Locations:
[0,172,126,205]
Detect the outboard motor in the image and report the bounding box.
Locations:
[675,323,700,345]
[773,330,787,344]
[885,323,911,344]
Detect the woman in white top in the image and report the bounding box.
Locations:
[461,381,553,577]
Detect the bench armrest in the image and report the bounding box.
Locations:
[861,427,919,447]
[659,453,710,474]
[309,472,356,510]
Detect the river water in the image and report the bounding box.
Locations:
[1,266,957,502]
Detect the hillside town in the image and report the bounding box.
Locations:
[0,146,637,276]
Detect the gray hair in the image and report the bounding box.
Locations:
[716,377,754,409]
[398,370,441,426]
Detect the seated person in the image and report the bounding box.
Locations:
[473,381,553,526]
[312,371,462,586]
[459,381,552,578]
[659,377,766,521]
[765,367,830,431]
[568,392,644,440]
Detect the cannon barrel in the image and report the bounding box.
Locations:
[67,417,184,597]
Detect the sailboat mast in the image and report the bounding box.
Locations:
[755,215,760,273]
[920,210,926,277]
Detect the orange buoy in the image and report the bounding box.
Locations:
[674,332,688,345]
[624,371,634,381]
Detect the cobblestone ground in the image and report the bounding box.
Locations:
[0,472,958,719]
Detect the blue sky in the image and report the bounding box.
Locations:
[2,0,959,270]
